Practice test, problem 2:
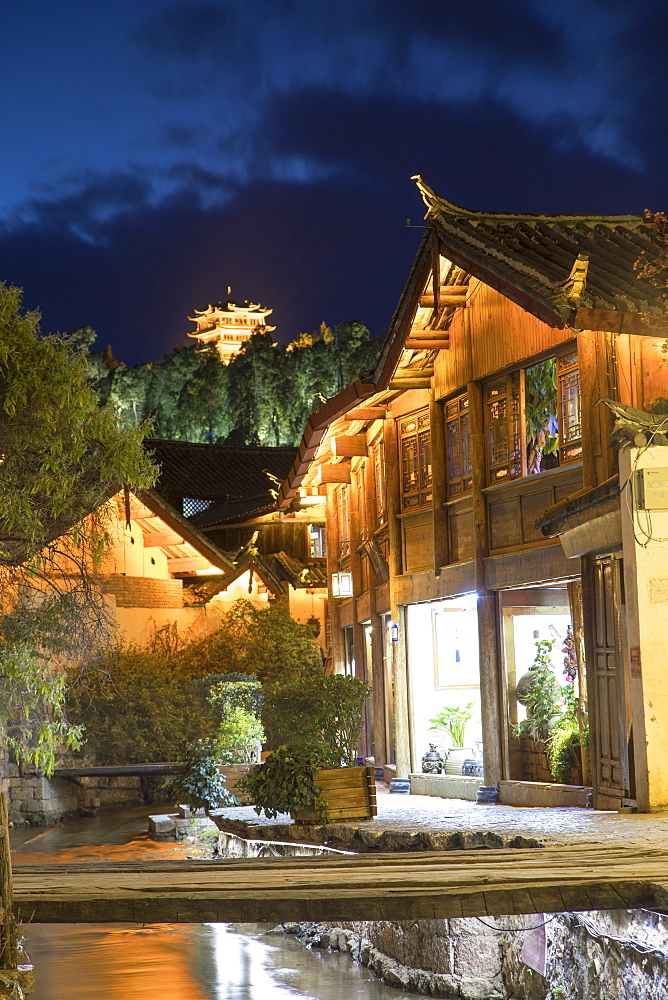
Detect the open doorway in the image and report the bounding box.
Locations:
[502,585,588,787]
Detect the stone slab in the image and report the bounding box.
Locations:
[410,775,480,801]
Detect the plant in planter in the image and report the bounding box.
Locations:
[512,639,562,741]
[239,673,373,822]
[166,737,239,812]
[547,679,589,784]
[237,739,339,820]
[262,673,370,765]
[429,703,474,748]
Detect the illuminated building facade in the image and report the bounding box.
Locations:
[187,288,275,363]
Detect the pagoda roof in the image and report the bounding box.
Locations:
[412,176,667,326]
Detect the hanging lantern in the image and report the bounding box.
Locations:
[331,571,354,598]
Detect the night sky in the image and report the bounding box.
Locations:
[1,1,667,365]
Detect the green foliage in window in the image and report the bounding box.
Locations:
[512,639,562,741]
[525,359,559,474]
[429,702,474,748]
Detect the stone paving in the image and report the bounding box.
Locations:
[213,784,668,851]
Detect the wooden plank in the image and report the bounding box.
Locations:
[405,339,450,350]
[13,846,668,925]
[143,531,185,548]
[314,464,351,485]
[167,556,210,573]
[330,436,368,457]
[343,407,387,421]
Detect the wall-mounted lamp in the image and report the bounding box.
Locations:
[331,571,354,598]
[391,623,399,642]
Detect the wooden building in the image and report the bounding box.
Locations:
[187,291,275,364]
[278,179,668,810]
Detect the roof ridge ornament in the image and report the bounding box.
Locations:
[553,253,591,317]
[411,175,475,220]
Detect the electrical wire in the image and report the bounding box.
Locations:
[474,911,668,964]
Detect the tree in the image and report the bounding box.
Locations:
[0,281,156,771]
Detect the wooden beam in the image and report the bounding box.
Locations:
[420,293,467,308]
[573,307,668,338]
[143,531,185,548]
[407,329,450,338]
[12,846,668,924]
[313,463,351,485]
[167,556,211,573]
[405,339,450,350]
[388,379,432,390]
[330,436,368,458]
[343,407,386,420]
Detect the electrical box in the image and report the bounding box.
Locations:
[635,468,668,511]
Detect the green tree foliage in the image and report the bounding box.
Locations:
[0,281,156,773]
[66,602,323,764]
[0,283,155,565]
[97,320,380,446]
[263,674,370,765]
[66,644,216,764]
[184,599,324,683]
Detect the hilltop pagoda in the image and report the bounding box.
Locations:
[187,289,275,363]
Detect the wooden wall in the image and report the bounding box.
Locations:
[433,280,573,399]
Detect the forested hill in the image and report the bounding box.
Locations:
[89,321,380,447]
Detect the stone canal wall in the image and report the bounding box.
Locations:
[289,910,668,999]
[5,764,145,826]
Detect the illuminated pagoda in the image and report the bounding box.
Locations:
[187,288,276,364]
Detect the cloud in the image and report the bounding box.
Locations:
[129,0,659,172]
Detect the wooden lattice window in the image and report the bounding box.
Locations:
[372,438,386,525]
[485,373,522,483]
[484,350,582,483]
[558,351,582,463]
[400,411,432,510]
[445,394,472,498]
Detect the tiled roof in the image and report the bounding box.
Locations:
[190,494,277,529]
[414,177,667,324]
[146,439,297,505]
[270,551,328,588]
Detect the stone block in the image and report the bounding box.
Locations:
[148,813,177,839]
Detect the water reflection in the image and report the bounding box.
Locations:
[22,923,425,1000]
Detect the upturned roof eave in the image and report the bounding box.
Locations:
[277,377,378,509]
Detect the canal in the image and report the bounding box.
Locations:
[11,805,425,999]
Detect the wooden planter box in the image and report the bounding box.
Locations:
[217,764,255,804]
[293,765,377,825]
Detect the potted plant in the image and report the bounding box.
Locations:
[512,637,586,784]
[166,737,239,814]
[429,702,475,776]
[237,674,376,824]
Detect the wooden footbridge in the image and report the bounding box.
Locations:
[11,845,668,924]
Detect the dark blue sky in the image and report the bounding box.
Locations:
[1,0,667,364]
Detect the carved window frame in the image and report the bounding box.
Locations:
[445,393,473,499]
[483,349,582,484]
[399,410,432,511]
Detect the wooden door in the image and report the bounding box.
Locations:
[584,554,631,808]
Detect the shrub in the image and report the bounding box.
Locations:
[167,738,238,811]
[238,741,339,820]
[66,645,215,763]
[215,707,264,764]
[183,600,323,683]
[263,673,370,764]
